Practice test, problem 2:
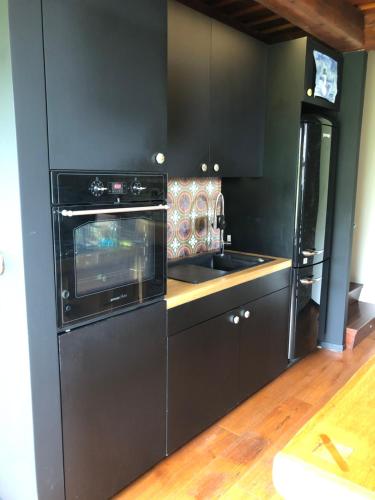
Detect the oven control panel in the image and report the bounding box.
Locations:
[110,181,125,194]
[51,171,167,206]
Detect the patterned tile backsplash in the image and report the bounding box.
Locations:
[167,177,222,259]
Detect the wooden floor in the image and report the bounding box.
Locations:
[115,332,375,500]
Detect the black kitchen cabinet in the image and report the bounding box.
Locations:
[59,301,166,500]
[168,0,267,177]
[168,307,239,454]
[168,270,290,453]
[210,20,267,177]
[239,287,290,402]
[303,38,343,112]
[42,0,167,171]
[167,0,210,177]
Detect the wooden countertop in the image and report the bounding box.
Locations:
[273,354,375,499]
[166,253,291,309]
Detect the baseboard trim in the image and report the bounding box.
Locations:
[318,341,344,352]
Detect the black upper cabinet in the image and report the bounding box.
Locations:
[42,0,167,171]
[168,0,267,177]
[167,0,210,177]
[211,21,267,177]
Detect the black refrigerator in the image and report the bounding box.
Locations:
[289,115,337,361]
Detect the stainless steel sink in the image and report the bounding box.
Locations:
[168,252,273,284]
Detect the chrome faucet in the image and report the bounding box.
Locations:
[213,192,225,255]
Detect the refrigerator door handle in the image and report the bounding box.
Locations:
[300,277,323,286]
[302,249,324,257]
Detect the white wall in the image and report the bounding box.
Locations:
[0,1,38,498]
[351,51,375,304]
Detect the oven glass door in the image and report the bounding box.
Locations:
[54,205,166,328]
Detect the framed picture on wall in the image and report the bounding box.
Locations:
[304,38,343,111]
[313,50,338,103]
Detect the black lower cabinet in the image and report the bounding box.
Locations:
[168,308,239,454]
[59,301,166,500]
[239,287,290,402]
[168,279,290,454]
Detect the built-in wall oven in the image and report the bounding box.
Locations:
[51,171,168,329]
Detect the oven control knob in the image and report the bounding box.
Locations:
[89,179,107,197]
[131,181,147,195]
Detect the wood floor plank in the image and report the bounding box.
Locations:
[115,332,375,500]
[236,444,286,499]
[115,425,238,499]
[251,397,312,444]
[219,483,258,499]
[171,432,269,498]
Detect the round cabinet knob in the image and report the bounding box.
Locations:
[213,163,220,173]
[307,88,313,97]
[231,315,240,325]
[154,152,166,165]
[243,310,250,319]
[201,163,208,173]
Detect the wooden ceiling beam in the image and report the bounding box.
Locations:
[177,0,268,41]
[213,0,238,8]
[358,2,375,11]
[261,22,294,35]
[246,13,280,27]
[232,3,266,18]
[254,0,364,51]
[365,10,375,48]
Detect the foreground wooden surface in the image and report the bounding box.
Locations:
[115,332,375,500]
[273,354,375,499]
[166,254,291,309]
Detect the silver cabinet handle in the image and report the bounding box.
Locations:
[300,277,322,286]
[201,163,208,172]
[231,315,240,325]
[213,163,220,173]
[60,204,169,217]
[241,310,250,319]
[302,249,324,257]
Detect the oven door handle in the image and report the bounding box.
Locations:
[60,204,170,217]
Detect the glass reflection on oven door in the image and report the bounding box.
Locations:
[74,217,155,297]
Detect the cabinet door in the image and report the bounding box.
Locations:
[168,309,239,453]
[211,20,267,177]
[42,0,167,171]
[239,287,290,402]
[59,302,166,500]
[168,0,210,177]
